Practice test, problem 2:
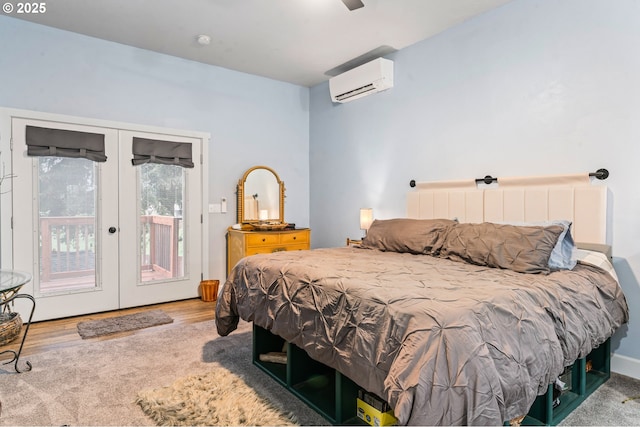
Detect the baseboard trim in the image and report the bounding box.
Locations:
[611,353,640,380]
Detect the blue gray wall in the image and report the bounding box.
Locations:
[0,15,310,282]
[310,0,640,369]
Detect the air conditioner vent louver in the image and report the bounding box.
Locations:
[335,83,376,101]
[329,58,393,103]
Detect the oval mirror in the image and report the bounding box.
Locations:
[237,166,285,225]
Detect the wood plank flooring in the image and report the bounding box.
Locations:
[0,298,215,358]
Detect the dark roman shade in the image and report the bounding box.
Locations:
[131,137,194,168]
[26,125,107,162]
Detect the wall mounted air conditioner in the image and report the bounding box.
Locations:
[329,58,394,103]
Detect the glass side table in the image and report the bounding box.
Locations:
[0,270,34,373]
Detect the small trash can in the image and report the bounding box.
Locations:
[200,279,220,302]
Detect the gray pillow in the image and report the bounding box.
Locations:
[438,222,565,274]
[497,220,577,270]
[361,218,457,255]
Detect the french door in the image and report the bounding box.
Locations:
[11,117,204,321]
[118,130,203,308]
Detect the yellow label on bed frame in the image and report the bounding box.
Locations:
[357,398,397,426]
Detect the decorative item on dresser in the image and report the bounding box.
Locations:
[227,166,310,273]
[236,165,285,226]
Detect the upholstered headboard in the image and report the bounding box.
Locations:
[407,174,608,245]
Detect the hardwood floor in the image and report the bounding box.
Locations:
[0,298,215,358]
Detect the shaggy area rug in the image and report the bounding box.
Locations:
[76,309,174,339]
[0,319,327,426]
[136,367,297,426]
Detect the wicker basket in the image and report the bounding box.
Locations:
[0,312,22,346]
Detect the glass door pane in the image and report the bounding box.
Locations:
[138,163,186,283]
[37,157,97,294]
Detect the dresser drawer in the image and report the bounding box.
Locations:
[247,233,280,246]
[280,231,309,245]
[283,243,309,252]
[246,243,307,257]
[246,246,284,256]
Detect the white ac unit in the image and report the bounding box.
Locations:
[329,58,394,103]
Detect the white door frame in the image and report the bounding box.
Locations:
[0,107,209,321]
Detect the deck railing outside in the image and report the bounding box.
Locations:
[40,215,182,286]
[40,216,95,283]
[140,215,183,278]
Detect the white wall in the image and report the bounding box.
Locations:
[309,0,640,375]
[0,16,310,284]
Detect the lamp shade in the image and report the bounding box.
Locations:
[360,208,374,231]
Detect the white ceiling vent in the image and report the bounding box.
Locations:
[329,58,394,103]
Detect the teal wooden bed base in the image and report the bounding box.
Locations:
[252,324,611,426]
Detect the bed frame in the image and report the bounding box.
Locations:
[253,173,612,426]
[254,326,610,426]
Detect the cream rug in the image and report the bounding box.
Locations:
[0,319,327,426]
[136,367,296,426]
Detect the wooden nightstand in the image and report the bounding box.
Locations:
[227,228,311,273]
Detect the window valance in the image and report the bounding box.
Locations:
[131,137,194,168]
[26,125,107,162]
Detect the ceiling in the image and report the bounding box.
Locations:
[11,0,511,87]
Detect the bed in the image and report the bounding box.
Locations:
[216,174,629,425]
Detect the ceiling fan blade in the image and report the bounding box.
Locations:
[342,0,364,11]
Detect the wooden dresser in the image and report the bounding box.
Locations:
[227,228,311,273]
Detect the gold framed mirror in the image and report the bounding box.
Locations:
[237,166,285,226]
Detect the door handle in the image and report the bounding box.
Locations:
[108,226,117,234]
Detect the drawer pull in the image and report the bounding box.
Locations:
[293,236,296,240]
[262,238,266,242]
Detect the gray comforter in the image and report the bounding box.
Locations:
[216,247,628,425]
